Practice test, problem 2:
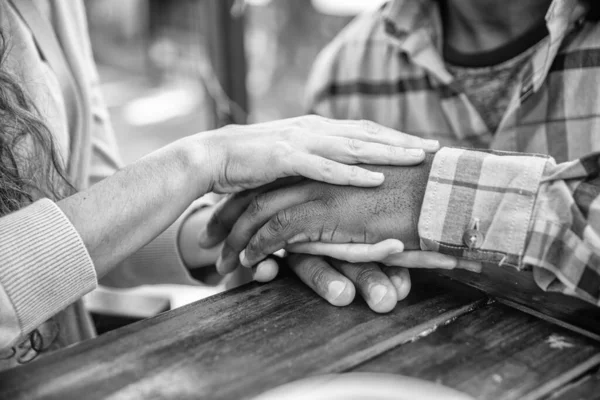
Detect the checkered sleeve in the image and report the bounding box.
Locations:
[419,147,600,306]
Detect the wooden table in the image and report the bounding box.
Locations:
[1,271,600,400]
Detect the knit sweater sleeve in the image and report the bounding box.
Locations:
[0,199,96,349]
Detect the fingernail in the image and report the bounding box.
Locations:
[389,248,404,255]
[239,249,252,268]
[370,284,388,304]
[439,257,458,269]
[407,148,424,157]
[422,139,440,150]
[460,260,482,273]
[328,281,346,300]
[369,172,385,182]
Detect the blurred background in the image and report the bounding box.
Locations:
[82,0,386,325]
[86,0,387,163]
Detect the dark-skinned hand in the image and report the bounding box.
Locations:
[200,155,480,313]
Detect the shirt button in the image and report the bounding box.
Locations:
[463,229,483,249]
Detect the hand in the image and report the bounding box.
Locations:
[254,254,412,313]
[286,239,482,273]
[250,242,481,314]
[178,206,223,268]
[193,116,439,194]
[210,159,433,272]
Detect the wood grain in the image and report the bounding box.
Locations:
[434,263,600,334]
[0,275,485,400]
[546,369,600,400]
[352,302,600,400]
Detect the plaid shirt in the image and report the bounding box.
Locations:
[306,0,600,305]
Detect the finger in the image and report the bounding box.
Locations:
[456,258,483,273]
[221,184,316,271]
[283,152,385,187]
[305,136,425,165]
[317,118,440,152]
[330,260,398,313]
[381,266,412,301]
[216,242,242,275]
[287,254,355,306]
[285,239,405,264]
[240,202,330,267]
[199,193,252,248]
[383,250,482,273]
[252,258,280,282]
[199,177,304,248]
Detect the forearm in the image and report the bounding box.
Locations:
[58,137,210,277]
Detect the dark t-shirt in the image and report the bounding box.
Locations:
[444,22,548,132]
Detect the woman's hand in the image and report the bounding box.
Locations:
[194,115,439,194]
[285,240,482,272]
[59,115,440,279]
[250,243,481,314]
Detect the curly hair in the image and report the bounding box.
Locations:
[0,30,74,362]
[0,33,73,214]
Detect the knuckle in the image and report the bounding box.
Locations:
[269,142,293,169]
[267,210,291,234]
[348,166,360,180]
[278,127,295,142]
[354,266,378,287]
[301,114,322,128]
[360,119,380,136]
[386,145,398,157]
[247,195,265,218]
[347,138,363,154]
[245,236,262,257]
[308,264,329,289]
[274,140,292,154]
[319,159,335,179]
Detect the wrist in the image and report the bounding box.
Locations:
[174,134,216,198]
[406,155,433,248]
[415,153,434,209]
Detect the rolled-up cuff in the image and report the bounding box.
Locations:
[418,147,548,269]
[0,199,97,344]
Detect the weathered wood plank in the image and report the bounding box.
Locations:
[434,263,600,335]
[546,369,600,400]
[0,275,485,400]
[352,302,600,400]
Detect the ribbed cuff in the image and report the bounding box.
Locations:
[0,199,97,336]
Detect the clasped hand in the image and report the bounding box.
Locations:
[199,156,481,313]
